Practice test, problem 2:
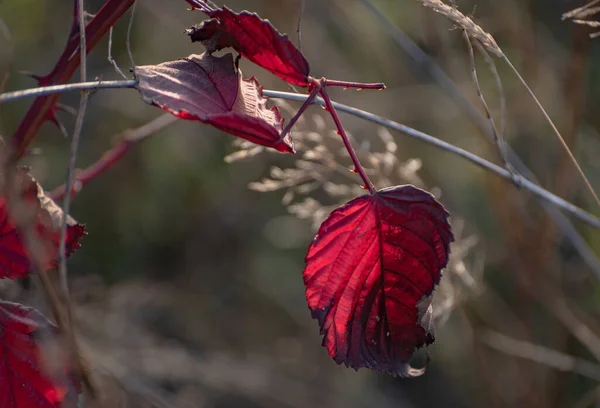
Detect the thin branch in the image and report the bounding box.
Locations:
[126,0,137,69]
[479,330,600,382]
[414,0,600,208]
[57,0,96,400]
[2,81,600,230]
[355,0,600,280]
[107,0,137,80]
[0,80,137,104]
[474,42,507,164]
[58,0,87,322]
[464,32,514,178]
[107,27,128,79]
[0,17,13,93]
[297,0,305,51]
[50,113,178,201]
[262,90,600,230]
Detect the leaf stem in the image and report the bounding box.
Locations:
[280,83,321,141]
[324,79,385,90]
[319,84,376,194]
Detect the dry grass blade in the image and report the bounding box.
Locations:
[108,27,128,80]
[419,0,600,209]
[474,42,507,159]
[480,330,600,382]
[572,19,600,28]
[563,2,600,38]
[463,32,515,181]
[297,0,305,51]
[562,0,600,38]
[417,0,502,57]
[0,17,12,93]
[501,56,600,208]
[563,0,600,20]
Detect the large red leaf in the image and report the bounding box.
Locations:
[135,52,294,153]
[0,170,86,279]
[303,185,453,377]
[0,301,80,408]
[186,4,311,87]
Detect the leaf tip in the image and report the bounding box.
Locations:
[394,353,430,378]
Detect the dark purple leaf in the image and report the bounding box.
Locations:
[135,52,294,153]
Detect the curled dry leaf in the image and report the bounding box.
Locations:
[303,185,453,377]
[0,169,86,279]
[186,4,311,86]
[135,52,294,153]
[0,301,80,408]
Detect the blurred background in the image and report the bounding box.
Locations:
[1,0,600,407]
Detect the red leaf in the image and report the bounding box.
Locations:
[303,185,453,377]
[0,170,86,279]
[0,301,80,408]
[186,5,311,87]
[135,52,294,153]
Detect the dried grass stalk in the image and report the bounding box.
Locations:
[417,0,503,57]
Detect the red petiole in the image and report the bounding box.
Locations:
[324,79,385,90]
[316,79,376,194]
[280,82,322,140]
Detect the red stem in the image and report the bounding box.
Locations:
[49,114,176,201]
[49,140,132,202]
[324,79,385,90]
[280,83,322,139]
[8,0,136,163]
[319,84,375,194]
